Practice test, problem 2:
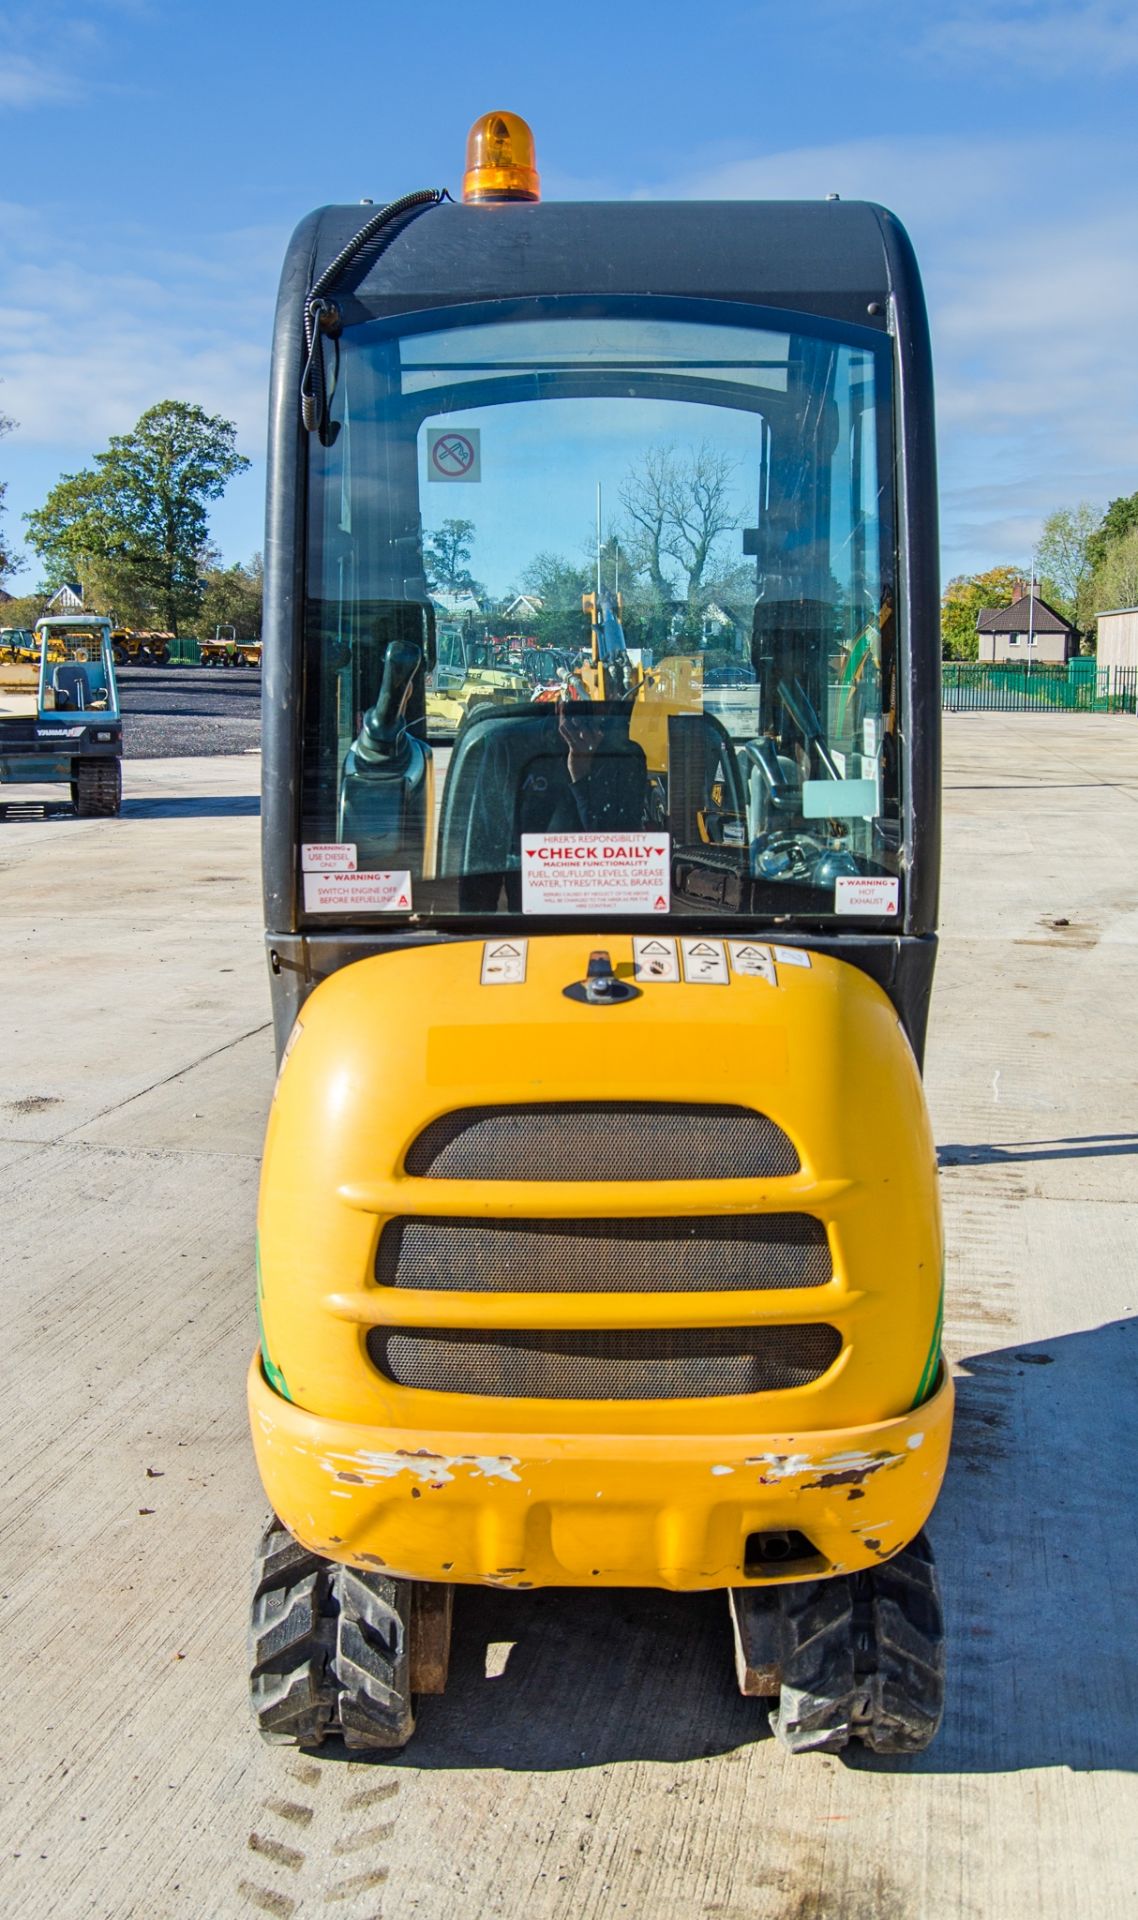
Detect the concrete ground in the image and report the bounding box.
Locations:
[1,716,1136,1920]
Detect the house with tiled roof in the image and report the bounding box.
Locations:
[976,582,1076,663]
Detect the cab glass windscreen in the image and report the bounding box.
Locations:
[300,299,899,923]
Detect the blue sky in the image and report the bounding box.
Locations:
[2,0,1137,595]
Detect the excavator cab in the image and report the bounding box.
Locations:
[249,114,949,1757]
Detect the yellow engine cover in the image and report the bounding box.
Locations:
[251,936,951,1590]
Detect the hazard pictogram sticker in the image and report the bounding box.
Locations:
[680,938,729,984]
[481,939,527,984]
[633,936,679,982]
[729,941,776,985]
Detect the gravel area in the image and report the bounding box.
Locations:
[118,665,262,757]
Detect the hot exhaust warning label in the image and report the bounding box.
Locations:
[520,833,671,915]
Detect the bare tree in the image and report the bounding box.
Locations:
[619,443,740,612]
[661,444,740,604]
[619,446,676,601]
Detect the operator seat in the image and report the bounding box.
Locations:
[437,702,649,909]
[666,710,747,843]
[51,664,92,710]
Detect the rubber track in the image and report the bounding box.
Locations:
[249,1520,416,1751]
[769,1576,857,1752]
[335,1568,415,1750]
[857,1533,945,1754]
[770,1533,945,1755]
[75,762,121,816]
[249,1520,336,1748]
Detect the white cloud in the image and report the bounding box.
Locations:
[0,205,284,583]
[632,136,1039,233]
[0,210,282,451]
[922,3,1138,75]
[0,51,72,105]
[639,132,1138,575]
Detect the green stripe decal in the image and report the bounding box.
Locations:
[912,1272,944,1408]
[255,1235,293,1403]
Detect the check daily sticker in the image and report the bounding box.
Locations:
[520,833,670,915]
[834,876,900,916]
[303,870,412,912]
[301,842,357,871]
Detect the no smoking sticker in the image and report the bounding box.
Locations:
[427,426,481,483]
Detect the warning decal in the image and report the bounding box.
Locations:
[834,876,900,916]
[303,870,412,912]
[681,938,729,984]
[729,941,776,985]
[301,842,357,871]
[633,936,680,982]
[520,833,670,916]
[772,945,811,969]
[481,939,527,984]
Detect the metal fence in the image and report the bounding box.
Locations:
[943,660,1138,714]
[168,636,202,665]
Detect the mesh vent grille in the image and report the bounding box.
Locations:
[405,1103,799,1181]
[367,1324,842,1401]
[376,1215,831,1293]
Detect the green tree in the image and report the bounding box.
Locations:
[1091,525,1138,618]
[940,565,1023,661]
[0,589,48,628]
[198,554,263,640]
[25,401,249,635]
[522,550,593,649]
[1086,491,1138,575]
[424,518,483,600]
[1033,503,1098,629]
[0,396,17,584]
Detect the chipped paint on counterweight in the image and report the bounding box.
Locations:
[320,1448,523,1488]
[746,1445,910,1487]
